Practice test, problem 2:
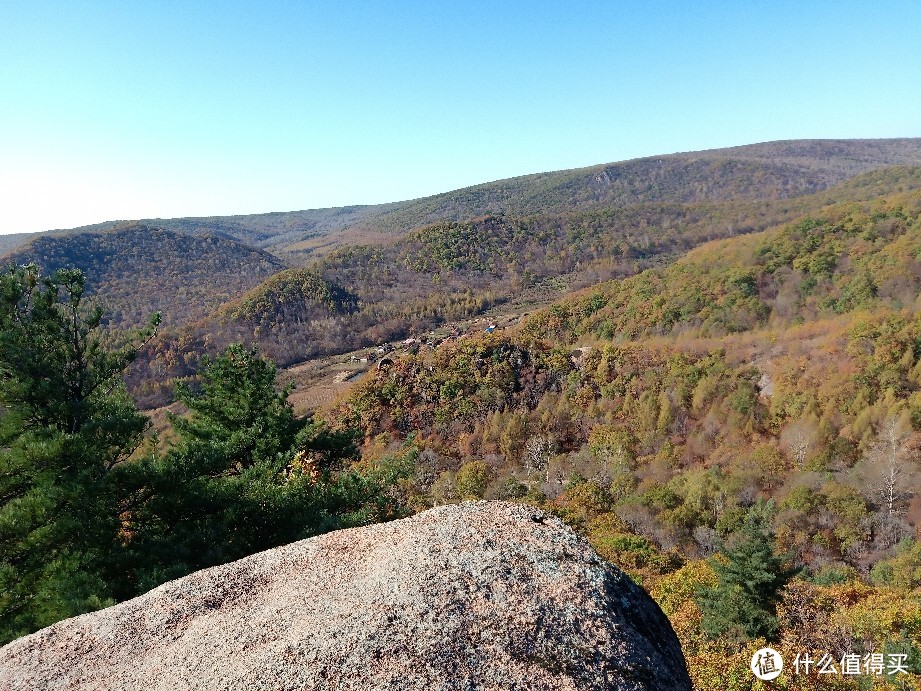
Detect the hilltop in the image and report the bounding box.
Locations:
[8,138,921,260]
[3,224,284,327]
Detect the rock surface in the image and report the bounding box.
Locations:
[0,501,690,690]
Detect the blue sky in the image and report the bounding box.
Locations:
[1,1,919,234]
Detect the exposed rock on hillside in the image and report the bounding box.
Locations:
[0,502,690,691]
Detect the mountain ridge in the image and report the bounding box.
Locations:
[5,138,920,260]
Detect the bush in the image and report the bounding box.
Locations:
[455,461,491,500]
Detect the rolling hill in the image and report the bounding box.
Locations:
[213,166,921,357]
[3,224,285,327]
[114,164,921,411]
[8,139,921,408]
[10,138,921,262]
[7,138,921,686]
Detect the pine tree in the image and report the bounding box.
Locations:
[129,344,369,589]
[0,265,158,642]
[696,517,799,643]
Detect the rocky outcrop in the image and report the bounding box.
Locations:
[0,501,690,690]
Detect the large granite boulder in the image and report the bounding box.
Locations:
[0,501,691,690]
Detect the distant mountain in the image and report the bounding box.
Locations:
[64,205,400,256]
[338,138,921,244]
[0,232,38,257]
[3,224,285,327]
[11,138,921,261]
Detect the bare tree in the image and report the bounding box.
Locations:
[524,434,556,483]
[414,448,442,491]
[778,581,856,659]
[858,412,919,516]
[780,417,820,467]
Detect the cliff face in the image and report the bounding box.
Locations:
[0,501,690,691]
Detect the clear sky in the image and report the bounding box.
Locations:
[1,1,919,234]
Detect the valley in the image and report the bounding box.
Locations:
[5,138,921,688]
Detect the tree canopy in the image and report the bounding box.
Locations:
[0,266,401,644]
[0,264,158,640]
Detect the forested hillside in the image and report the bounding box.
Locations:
[10,139,921,261]
[132,167,921,380]
[6,139,921,687]
[330,184,921,688]
[3,224,285,327]
[521,185,921,341]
